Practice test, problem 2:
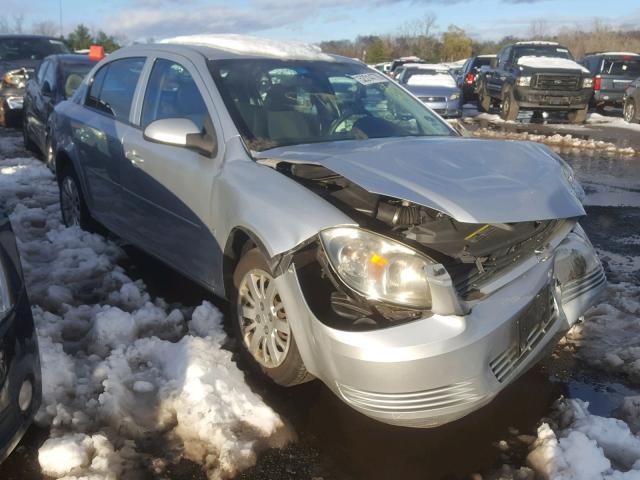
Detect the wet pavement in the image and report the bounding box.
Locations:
[0,123,639,479]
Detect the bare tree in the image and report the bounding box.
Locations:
[528,19,550,40]
[32,20,60,37]
[0,14,26,34]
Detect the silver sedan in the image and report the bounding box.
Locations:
[49,35,605,427]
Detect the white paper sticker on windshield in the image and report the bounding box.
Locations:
[556,48,569,53]
[348,73,388,85]
[49,39,64,45]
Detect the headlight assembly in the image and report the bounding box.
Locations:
[449,93,460,100]
[319,227,433,308]
[582,77,594,89]
[2,69,28,89]
[516,76,532,87]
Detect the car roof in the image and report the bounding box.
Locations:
[112,35,359,65]
[0,34,61,41]
[475,54,496,58]
[402,63,450,70]
[584,52,640,57]
[46,53,95,63]
[514,41,560,46]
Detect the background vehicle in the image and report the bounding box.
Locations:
[0,35,69,127]
[477,41,593,122]
[623,77,640,123]
[396,63,462,117]
[457,54,496,102]
[0,212,41,462]
[49,36,603,428]
[580,52,640,112]
[22,52,100,169]
[389,56,425,77]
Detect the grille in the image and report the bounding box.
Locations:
[490,286,557,383]
[534,74,580,90]
[420,96,446,103]
[337,381,481,413]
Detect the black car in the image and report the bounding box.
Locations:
[580,52,640,111]
[23,54,98,168]
[0,212,41,463]
[0,35,70,127]
[457,54,495,102]
[623,77,640,123]
[477,41,593,122]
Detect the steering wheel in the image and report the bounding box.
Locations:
[328,112,370,135]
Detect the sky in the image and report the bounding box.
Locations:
[4,0,640,44]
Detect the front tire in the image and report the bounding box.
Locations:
[500,87,519,121]
[478,84,492,112]
[624,99,637,124]
[567,105,588,124]
[232,248,312,387]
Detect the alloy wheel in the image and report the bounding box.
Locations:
[624,101,636,123]
[237,269,291,368]
[61,176,81,227]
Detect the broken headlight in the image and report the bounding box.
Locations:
[320,227,433,309]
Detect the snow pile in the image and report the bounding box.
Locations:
[160,34,333,61]
[0,152,290,478]
[588,112,640,132]
[528,398,640,479]
[516,56,590,73]
[472,128,637,156]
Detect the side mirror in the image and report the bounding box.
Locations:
[143,117,217,157]
[42,81,52,97]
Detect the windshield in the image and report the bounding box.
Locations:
[602,59,640,77]
[513,45,573,61]
[0,37,69,61]
[209,59,454,151]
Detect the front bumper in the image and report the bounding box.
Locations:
[593,91,625,107]
[276,227,605,427]
[514,86,592,110]
[0,289,41,462]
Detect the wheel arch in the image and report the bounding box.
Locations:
[222,226,272,299]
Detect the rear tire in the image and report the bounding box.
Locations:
[624,99,637,124]
[232,248,312,387]
[478,84,492,112]
[567,105,588,124]
[22,113,38,154]
[500,87,519,121]
[58,165,98,232]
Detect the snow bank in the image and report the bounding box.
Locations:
[588,112,640,132]
[160,34,333,61]
[0,153,290,478]
[528,398,640,479]
[517,56,590,73]
[471,128,637,156]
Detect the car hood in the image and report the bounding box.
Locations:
[254,137,585,224]
[405,85,459,98]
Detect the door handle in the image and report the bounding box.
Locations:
[125,150,144,167]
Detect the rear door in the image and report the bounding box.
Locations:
[599,56,640,95]
[75,56,146,232]
[120,55,224,288]
[32,58,57,148]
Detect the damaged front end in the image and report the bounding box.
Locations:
[266,160,594,332]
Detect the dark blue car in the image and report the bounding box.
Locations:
[23,53,98,169]
[0,212,41,463]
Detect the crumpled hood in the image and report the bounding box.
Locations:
[254,137,585,224]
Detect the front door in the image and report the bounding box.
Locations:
[120,56,223,289]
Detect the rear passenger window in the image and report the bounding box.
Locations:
[86,57,145,121]
[36,60,50,85]
[141,59,208,130]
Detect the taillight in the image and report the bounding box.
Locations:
[465,72,475,85]
[594,75,601,91]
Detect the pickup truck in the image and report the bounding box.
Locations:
[477,41,594,122]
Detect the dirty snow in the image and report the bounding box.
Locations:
[516,56,590,73]
[160,34,333,61]
[528,398,640,479]
[471,128,637,156]
[588,113,640,132]
[0,139,290,478]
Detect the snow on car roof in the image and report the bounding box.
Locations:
[403,63,449,71]
[515,40,560,46]
[160,34,334,61]
[517,55,590,73]
[598,52,640,56]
